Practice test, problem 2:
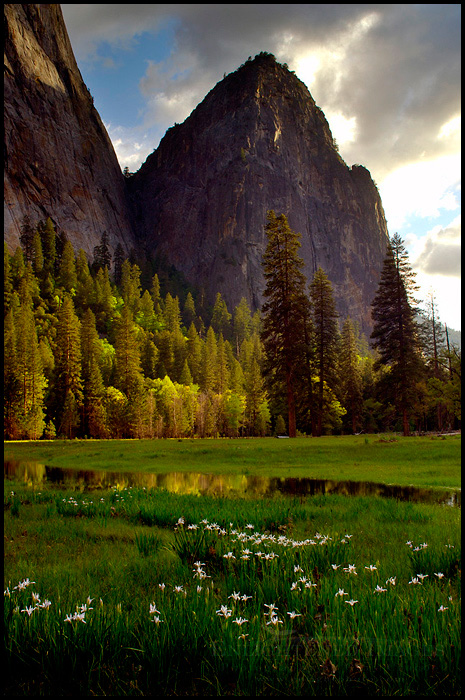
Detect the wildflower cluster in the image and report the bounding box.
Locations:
[5,579,52,617]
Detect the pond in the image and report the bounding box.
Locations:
[3,459,461,507]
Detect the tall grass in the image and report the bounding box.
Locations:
[4,479,461,695]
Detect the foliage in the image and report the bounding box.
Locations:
[3,216,461,439]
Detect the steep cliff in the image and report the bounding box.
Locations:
[129,53,389,333]
[4,4,135,259]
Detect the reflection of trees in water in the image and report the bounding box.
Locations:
[4,459,46,484]
[3,460,460,507]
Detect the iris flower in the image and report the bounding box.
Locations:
[232,617,248,625]
[216,605,232,618]
[343,564,357,575]
[266,615,283,626]
[335,588,348,598]
[21,605,35,616]
[264,603,279,616]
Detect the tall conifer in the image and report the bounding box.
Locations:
[309,267,340,436]
[370,233,423,435]
[260,211,310,437]
[53,294,82,435]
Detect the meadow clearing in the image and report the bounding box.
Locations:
[4,435,461,695]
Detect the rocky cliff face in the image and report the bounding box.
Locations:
[4,4,135,259]
[5,6,389,335]
[129,53,389,334]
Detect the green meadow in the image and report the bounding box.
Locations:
[3,433,461,488]
[4,435,461,695]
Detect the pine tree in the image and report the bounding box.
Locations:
[309,267,340,436]
[370,233,423,435]
[215,333,230,394]
[339,317,363,433]
[163,293,182,333]
[179,358,193,385]
[201,326,217,391]
[59,390,80,439]
[211,292,232,340]
[31,228,44,276]
[80,308,107,437]
[260,211,311,437]
[19,215,35,263]
[114,306,142,398]
[137,290,157,331]
[186,322,202,384]
[140,331,159,379]
[4,309,21,438]
[57,240,77,292]
[93,231,112,271]
[233,297,252,354]
[53,294,83,434]
[15,303,47,439]
[172,326,187,382]
[156,330,174,379]
[75,249,94,309]
[120,260,142,314]
[93,266,115,326]
[150,273,163,317]
[183,292,196,329]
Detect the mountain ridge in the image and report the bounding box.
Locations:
[4,7,390,335]
[128,52,389,333]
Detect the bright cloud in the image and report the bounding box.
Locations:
[413,215,461,277]
[379,154,461,231]
[438,115,461,140]
[325,112,357,146]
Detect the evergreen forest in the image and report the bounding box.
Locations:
[3,215,461,441]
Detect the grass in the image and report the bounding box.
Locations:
[3,475,461,696]
[4,433,462,489]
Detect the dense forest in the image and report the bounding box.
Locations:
[3,215,461,440]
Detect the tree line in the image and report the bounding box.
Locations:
[3,213,461,440]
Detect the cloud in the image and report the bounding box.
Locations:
[59,5,462,329]
[413,216,461,277]
[62,4,460,183]
[379,154,461,231]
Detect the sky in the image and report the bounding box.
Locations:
[61,4,461,331]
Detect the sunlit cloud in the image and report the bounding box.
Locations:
[413,216,461,277]
[379,154,461,231]
[438,115,461,140]
[325,112,357,146]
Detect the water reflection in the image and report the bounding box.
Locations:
[4,459,460,506]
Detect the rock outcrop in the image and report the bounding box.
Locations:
[4,4,389,335]
[129,53,389,334]
[4,4,135,259]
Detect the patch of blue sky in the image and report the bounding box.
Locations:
[78,24,176,129]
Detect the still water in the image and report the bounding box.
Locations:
[3,459,460,507]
